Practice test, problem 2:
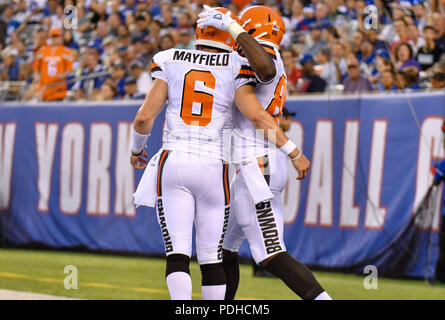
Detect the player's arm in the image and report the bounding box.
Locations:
[130,79,168,169]
[197,6,276,82]
[235,85,310,179]
[232,33,276,82]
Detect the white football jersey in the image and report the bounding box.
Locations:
[151,48,257,162]
[232,42,287,164]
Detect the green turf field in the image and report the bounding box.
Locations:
[0,248,444,300]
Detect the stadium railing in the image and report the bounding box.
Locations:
[38,70,111,102]
[0,81,28,102]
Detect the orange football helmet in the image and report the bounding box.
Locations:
[195,8,240,52]
[238,6,285,47]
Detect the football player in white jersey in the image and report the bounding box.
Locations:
[130,8,310,300]
[198,6,332,300]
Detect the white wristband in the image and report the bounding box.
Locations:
[280,140,297,156]
[131,128,150,154]
[227,22,246,40]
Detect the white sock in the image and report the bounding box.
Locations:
[166,272,192,300]
[202,284,226,300]
[314,291,333,300]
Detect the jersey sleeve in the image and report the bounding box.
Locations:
[238,41,279,85]
[151,50,170,83]
[234,55,258,90]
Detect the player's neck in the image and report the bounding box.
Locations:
[196,45,229,54]
[201,48,219,53]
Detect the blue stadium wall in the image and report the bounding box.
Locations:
[0,91,444,278]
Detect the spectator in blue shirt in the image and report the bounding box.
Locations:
[123,76,145,99]
[131,15,150,44]
[378,70,398,92]
[296,6,316,31]
[0,48,20,81]
[433,121,445,283]
[63,30,79,50]
[3,7,21,38]
[108,61,127,97]
[297,54,327,93]
[89,21,108,55]
[365,29,388,54]
[400,66,421,91]
[358,38,376,78]
[120,0,137,21]
[304,23,328,57]
[75,49,106,100]
[43,0,58,18]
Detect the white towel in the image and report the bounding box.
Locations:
[133,149,163,208]
[239,160,274,205]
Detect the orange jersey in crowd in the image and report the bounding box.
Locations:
[33,45,74,101]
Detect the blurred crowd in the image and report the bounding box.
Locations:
[0,0,445,101]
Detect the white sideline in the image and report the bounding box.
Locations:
[0,289,81,300]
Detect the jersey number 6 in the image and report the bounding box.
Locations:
[180,70,216,127]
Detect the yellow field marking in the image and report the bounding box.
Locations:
[125,287,164,293]
[35,277,63,283]
[0,271,256,300]
[83,282,119,289]
[0,272,29,279]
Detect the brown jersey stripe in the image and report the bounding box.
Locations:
[156,150,170,197]
[261,44,277,59]
[235,73,257,80]
[240,65,254,71]
[223,163,230,206]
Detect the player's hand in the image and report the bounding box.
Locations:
[197,5,235,31]
[130,149,149,169]
[292,153,310,180]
